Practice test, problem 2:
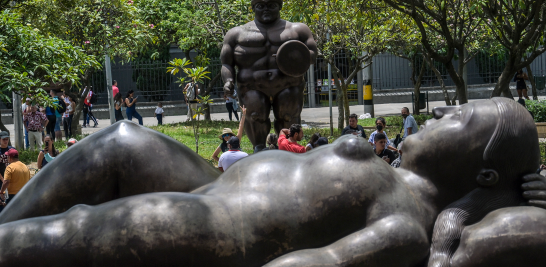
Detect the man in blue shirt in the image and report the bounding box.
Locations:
[401,107,419,139]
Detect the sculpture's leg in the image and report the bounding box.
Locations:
[452,207,546,267]
[272,84,304,134]
[239,89,271,150]
[0,121,220,225]
[263,215,429,267]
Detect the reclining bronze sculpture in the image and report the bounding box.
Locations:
[0,98,544,267]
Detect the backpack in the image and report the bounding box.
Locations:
[90,92,98,104]
[56,98,67,114]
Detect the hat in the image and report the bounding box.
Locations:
[316,137,328,146]
[0,131,9,139]
[26,98,31,102]
[5,148,18,158]
[251,0,282,6]
[219,128,235,139]
[227,136,241,149]
[67,138,78,144]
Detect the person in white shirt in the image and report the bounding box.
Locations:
[155,102,165,125]
[218,136,248,172]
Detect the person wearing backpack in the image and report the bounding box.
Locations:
[183,79,200,122]
[82,87,98,128]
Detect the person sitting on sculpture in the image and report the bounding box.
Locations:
[221,0,317,151]
[0,98,543,267]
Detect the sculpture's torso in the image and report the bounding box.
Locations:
[232,20,306,96]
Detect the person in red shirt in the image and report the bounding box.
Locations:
[112,80,119,97]
[278,124,306,153]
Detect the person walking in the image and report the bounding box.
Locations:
[224,92,239,121]
[155,102,164,125]
[124,90,143,125]
[0,148,30,213]
[82,87,98,128]
[22,98,31,149]
[514,69,530,100]
[62,93,75,139]
[218,136,248,172]
[23,105,48,151]
[184,79,200,122]
[401,107,419,140]
[114,93,124,122]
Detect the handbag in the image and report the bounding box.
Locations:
[393,126,404,149]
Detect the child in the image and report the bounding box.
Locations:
[155,102,164,125]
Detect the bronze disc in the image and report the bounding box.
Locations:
[276,40,311,77]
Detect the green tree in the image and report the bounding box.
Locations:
[17,0,153,133]
[0,11,99,134]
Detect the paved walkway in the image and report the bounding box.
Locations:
[5,98,545,136]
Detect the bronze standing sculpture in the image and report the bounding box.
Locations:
[221,0,317,150]
[1,98,546,266]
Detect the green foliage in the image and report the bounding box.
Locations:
[0,11,99,107]
[526,99,546,122]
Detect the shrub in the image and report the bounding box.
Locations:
[525,99,546,122]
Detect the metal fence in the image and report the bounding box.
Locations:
[71,50,546,109]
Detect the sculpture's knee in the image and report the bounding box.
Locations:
[251,112,268,123]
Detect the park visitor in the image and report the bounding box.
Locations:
[305,132,321,152]
[373,133,395,164]
[112,80,119,97]
[37,135,59,170]
[262,133,278,151]
[342,113,367,138]
[184,79,200,122]
[368,117,397,151]
[114,93,124,122]
[23,105,48,151]
[0,148,30,213]
[401,107,419,139]
[62,93,75,140]
[224,92,239,121]
[66,138,78,148]
[218,136,248,172]
[82,87,98,128]
[278,124,306,154]
[44,90,57,139]
[22,98,31,149]
[124,90,143,125]
[391,142,403,168]
[315,137,329,147]
[52,90,64,141]
[212,106,246,162]
[0,132,14,192]
[155,102,165,125]
[514,69,530,100]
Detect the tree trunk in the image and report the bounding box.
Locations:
[424,54,451,105]
[203,72,221,121]
[331,70,344,130]
[445,60,468,104]
[413,57,427,115]
[71,73,91,135]
[526,63,538,100]
[492,67,516,99]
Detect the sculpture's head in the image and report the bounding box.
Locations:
[252,0,282,24]
[403,98,539,193]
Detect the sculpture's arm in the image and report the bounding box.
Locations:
[221,28,239,94]
[296,23,318,64]
[428,187,522,267]
[264,215,429,267]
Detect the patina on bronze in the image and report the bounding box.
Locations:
[0,98,544,266]
[221,0,318,150]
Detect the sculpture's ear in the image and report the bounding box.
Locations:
[477,169,499,187]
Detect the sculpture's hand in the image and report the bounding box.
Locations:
[522,173,546,209]
[223,81,234,96]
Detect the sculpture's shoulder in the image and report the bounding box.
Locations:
[224,21,258,43]
[286,21,313,36]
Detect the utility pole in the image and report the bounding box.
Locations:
[12,92,23,149]
[105,48,115,125]
[327,0,333,136]
[363,52,374,117]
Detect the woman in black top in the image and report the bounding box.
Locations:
[514,69,530,100]
[114,93,124,122]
